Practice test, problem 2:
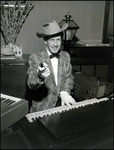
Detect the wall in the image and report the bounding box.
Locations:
[107,1,113,35]
[1,1,106,54]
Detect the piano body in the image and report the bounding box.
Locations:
[19,96,113,149]
[1,93,28,131]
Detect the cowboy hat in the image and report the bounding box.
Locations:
[36,20,68,38]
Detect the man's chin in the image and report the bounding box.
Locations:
[50,48,60,54]
[52,50,60,54]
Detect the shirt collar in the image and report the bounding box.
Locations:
[46,48,52,57]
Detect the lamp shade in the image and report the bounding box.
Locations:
[59,13,79,41]
[62,30,72,40]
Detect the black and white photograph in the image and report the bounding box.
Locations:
[1,1,113,149]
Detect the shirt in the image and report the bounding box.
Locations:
[46,48,58,86]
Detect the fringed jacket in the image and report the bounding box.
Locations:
[27,48,74,112]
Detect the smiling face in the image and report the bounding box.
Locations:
[44,35,62,54]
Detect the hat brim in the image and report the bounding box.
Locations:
[36,23,68,38]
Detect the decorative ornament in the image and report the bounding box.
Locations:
[0,1,34,45]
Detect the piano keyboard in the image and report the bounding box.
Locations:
[1,93,22,105]
[1,93,28,131]
[26,97,109,123]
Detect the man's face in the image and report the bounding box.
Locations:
[45,35,62,54]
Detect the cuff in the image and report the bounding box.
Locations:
[59,91,69,98]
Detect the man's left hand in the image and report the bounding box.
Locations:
[60,91,76,107]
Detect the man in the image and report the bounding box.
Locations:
[27,20,76,112]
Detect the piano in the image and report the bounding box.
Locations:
[19,96,113,149]
[1,93,28,131]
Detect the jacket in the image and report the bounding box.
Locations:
[27,48,74,112]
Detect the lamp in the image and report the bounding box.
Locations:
[59,11,79,52]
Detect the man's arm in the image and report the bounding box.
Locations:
[27,53,50,90]
[62,52,74,94]
[60,52,76,106]
[27,53,44,90]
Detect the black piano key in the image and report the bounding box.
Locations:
[8,101,16,105]
[6,99,15,104]
[35,117,40,123]
[1,97,16,105]
[1,98,7,101]
[35,117,38,121]
[2,100,8,103]
[1,98,15,105]
[2,99,12,103]
[32,118,36,122]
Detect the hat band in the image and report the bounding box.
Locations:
[43,22,61,35]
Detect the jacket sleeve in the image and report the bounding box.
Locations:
[27,53,45,90]
[62,52,74,94]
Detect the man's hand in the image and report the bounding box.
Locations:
[60,91,76,107]
[38,62,50,78]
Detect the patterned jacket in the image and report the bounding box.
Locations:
[27,48,74,112]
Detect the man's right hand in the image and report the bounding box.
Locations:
[38,62,50,78]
